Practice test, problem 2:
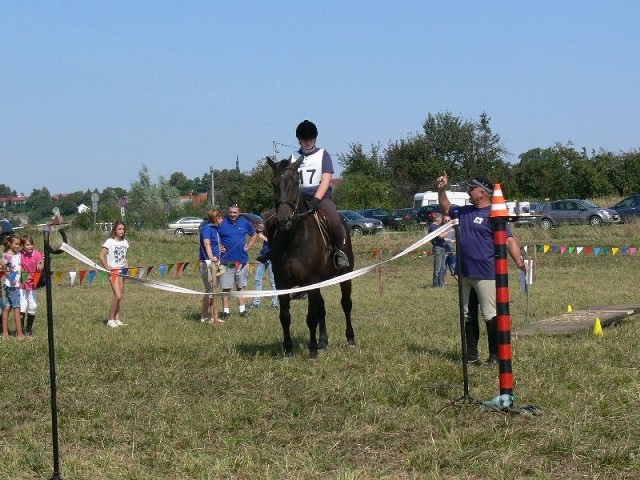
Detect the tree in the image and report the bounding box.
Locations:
[127,165,180,228]
[169,172,196,195]
[0,184,14,197]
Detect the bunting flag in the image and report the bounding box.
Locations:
[551,245,559,253]
[129,267,138,278]
[543,244,551,253]
[183,262,190,272]
[176,262,184,276]
[560,245,567,254]
[21,272,29,283]
[111,269,119,283]
[99,271,107,283]
[159,264,166,277]
[568,246,575,254]
[167,264,174,274]
[630,247,636,255]
[147,266,154,276]
[10,271,18,283]
[78,270,86,285]
[88,270,96,284]
[234,261,241,270]
[584,246,593,255]
[69,272,77,285]
[33,271,42,286]
[54,271,64,285]
[577,247,584,254]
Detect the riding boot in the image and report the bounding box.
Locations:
[26,314,35,336]
[464,317,481,365]
[334,250,350,268]
[486,316,499,366]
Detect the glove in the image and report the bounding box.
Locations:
[308,197,321,212]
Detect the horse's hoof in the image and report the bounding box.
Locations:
[318,342,327,350]
[309,351,318,360]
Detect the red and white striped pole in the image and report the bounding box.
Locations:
[489,184,514,407]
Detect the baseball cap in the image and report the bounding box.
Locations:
[465,176,494,194]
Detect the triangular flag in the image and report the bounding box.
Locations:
[146,266,153,276]
[176,262,184,275]
[235,261,241,270]
[620,247,627,255]
[568,246,575,254]
[88,270,97,284]
[69,272,77,285]
[593,247,601,256]
[576,247,584,254]
[54,271,64,285]
[21,272,29,283]
[523,245,528,254]
[584,246,593,255]
[33,271,42,286]
[159,264,166,277]
[536,244,543,253]
[9,271,18,283]
[78,270,86,285]
[543,244,551,253]
[121,268,129,276]
[602,246,610,255]
[182,262,190,272]
[551,245,559,253]
[167,264,174,273]
[630,247,637,255]
[560,245,567,254]
[137,267,145,278]
[99,271,107,283]
[489,183,509,217]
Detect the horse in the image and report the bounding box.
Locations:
[266,156,356,359]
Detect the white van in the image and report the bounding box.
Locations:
[412,191,470,209]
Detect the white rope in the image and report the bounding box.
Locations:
[58,221,454,298]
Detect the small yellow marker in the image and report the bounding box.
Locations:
[593,317,603,336]
[567,305,573,313]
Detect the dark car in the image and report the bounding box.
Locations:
[338,210,383,235]
[610,195,640,223]
[536,199,621,229]
[387,208,419,230]
[416,205,440,224]
[355,208,391,227]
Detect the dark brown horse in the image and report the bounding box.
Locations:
[267,157,355,358]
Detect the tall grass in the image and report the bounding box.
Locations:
[1,225,639,478]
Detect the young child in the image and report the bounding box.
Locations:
[2,233,25,339]
[98,221,129,328]
[20,235,44,336]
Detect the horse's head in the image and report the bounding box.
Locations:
[267,156,304,231]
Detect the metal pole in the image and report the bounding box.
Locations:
[44,227,66,480]
[210,166,215,207]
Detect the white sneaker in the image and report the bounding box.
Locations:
[115,319,126,326]
[106,320,119,328]
[200,317,208,323]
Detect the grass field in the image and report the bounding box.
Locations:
[1,224,639,479]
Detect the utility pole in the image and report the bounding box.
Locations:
[273,141,277,161]
[210,166,215,207]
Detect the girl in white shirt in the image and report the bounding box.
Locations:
[99,221,129,328]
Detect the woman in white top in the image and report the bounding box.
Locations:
[99,221,129,328]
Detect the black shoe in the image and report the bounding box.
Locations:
[334,250,350,268]
[239,311,249,318]
[486,354,499,367]
[221,312,231,321]
[466,355,483,366]
[256,252,271,263]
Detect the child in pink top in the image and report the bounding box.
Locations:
[20,235,44,336]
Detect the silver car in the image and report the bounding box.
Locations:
[165,216,204,235]
[537,199,621,229]
[338,210,383,235]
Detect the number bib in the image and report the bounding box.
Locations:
[293,149,325,187]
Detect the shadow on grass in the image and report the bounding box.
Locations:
[236,335,316,358]
[406,342,462,364]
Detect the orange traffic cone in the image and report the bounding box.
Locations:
[490,183,509,218]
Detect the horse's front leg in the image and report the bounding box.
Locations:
[316,293,328,350]
[306,289,324,359]
[340,279,356,346]
[278,293,293,358]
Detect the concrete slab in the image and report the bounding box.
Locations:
[514,305,640,336]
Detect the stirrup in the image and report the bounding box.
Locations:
[334,250,350,268]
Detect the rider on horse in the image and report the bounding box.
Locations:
[260,120,350,269]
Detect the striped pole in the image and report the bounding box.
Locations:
[490,184,514,404]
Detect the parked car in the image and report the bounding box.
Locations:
[416,205,440,224]
[513,201,547,227]
[338,210,383,235]
[387,208,419,230]
[536,199,621,229]
[355,208,392,227]
[610,195,640,223]
[165,216,205,236]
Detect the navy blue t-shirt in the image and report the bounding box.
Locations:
[448,204,512,279]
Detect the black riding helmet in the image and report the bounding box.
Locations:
[295,120,318,140]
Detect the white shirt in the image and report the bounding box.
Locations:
[102,238,129,268]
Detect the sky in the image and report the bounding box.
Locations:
[2,1,639,196]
